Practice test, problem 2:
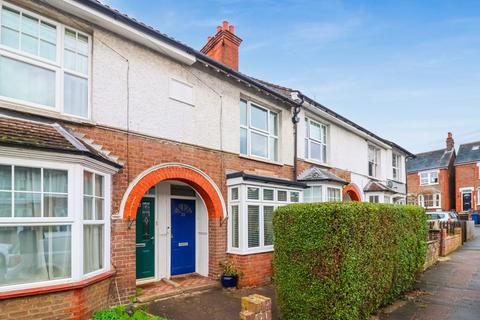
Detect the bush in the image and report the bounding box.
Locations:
[92,306,167,320]
[273,202,427,320]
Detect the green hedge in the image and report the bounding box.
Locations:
[273,202,427,320]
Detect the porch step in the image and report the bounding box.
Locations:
[137,281,220,303]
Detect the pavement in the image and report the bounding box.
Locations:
[380,226,480,320]
[147,284,278,320]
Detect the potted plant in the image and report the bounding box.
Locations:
[220,260,239,288]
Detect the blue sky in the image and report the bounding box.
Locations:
[103,0,480,153]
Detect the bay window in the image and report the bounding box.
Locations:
[0,3,90,118]
[240,99,279,161]
[304,185,342,203]
[327,187,342,202]
[418,193,441,208]
[305,118,328,163]
[228,184,303,253]
[0,159,111,292]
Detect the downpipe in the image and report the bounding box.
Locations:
[291,91,304,181]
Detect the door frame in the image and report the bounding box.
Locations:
[460,187,474,212]
[135,194,157,285]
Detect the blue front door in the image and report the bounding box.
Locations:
[171,199,196,276]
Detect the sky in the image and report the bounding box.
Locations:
[103,0,480,153]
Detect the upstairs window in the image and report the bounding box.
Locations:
[0,3,90,118]
[368,145,380,177]
[305,118,327,163]
[419,171,438,186]
[392,153,401,181]
[240,99,278,161]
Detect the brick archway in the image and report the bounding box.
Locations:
[120,163,226,220]
[343,183,362,202]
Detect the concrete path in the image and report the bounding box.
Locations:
[380,227,480,320]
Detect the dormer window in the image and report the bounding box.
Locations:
[0,3,90,119]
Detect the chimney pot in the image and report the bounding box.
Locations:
[223,20,228,30]
[228,25,235,33]
[216,26,221,33]
[446,132,454,151]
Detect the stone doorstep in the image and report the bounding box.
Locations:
[136,282,220,304]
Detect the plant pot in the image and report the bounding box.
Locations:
[221,274,238,288]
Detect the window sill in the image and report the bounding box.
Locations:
[301,158,332,168]
[0,270,115,300]
[227,247,274,255]
[238,154,283,167]
[0,100,94,126]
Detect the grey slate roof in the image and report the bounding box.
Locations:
[406,148,454,173]
[0,115,122,168]
[297,167,347,185]
[455,141,480,165]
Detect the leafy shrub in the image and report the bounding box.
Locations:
[273,202,427,320]
[92,305,166,320]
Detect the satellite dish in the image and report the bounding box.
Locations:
[387,180,394,188]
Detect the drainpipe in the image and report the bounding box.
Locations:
[291,91,304,181]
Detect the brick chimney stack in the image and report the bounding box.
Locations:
[446,132,454,151]
[201,21,242,71]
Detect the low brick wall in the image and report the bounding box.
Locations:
[0,275,115,320]
[424,239,440,270]
[240,294,272,320]
[229,252,273,288]
[440,228,462,256]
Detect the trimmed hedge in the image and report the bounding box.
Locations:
[273,202,427,320]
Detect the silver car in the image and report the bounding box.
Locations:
[426,212,458,222]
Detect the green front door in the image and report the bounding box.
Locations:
[136,197,155,279]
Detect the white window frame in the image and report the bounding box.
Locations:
[304,184,342,203]
[239,99,279,162]
[227,182,303,254]
[369,195,380,203]
[460,187,474,212]
[304,117,328,164]
[419,170,439,186]
[0,1,91,119]
[418,193,441,209]
[392,153,402,181]
[0,156,111,293]
[327,187,342,202]
[368,145,380,178]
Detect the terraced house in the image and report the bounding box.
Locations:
[0,0,411,318]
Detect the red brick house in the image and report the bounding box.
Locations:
[406,133,456,211]
[0,1,411,318]
[454,141,480,212]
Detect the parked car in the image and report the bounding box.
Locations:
[426,212,458,221]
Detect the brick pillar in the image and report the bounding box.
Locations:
[440,228,447,256]
[240,294,272,320]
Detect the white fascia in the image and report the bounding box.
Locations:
[45,0,196,65]
[303,103,391,150]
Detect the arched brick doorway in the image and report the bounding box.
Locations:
[120,163,226,221]
[343,183,362,202]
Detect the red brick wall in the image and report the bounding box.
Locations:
[0,277,113,320]
[228,252,273,287]
[407,169,452,211]
[455,163,479,212]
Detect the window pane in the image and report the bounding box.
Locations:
[290,191,299,202]
[83,196,93,220]
[269,112,278,136]
[263,189,274,201]
[21,14,38,36]
[84,225,104,274]
[304,188,312,202]
[0,56,55,107]
[309,121,321,141]
[312,186,323,202]
[95,198,104,220]
[64,73,88,117]
[310,141,321,161]
[39,40,56,61]
[0,165,11,190]
[14,192,41,217]
[247,187,259,200]
[44,194,67,217]
[1,7,20,31]
[83,171,93,195]
[247,205,259,248]
[0,191,11,217]
[95,174,104,197]
[77,53,88,75]
[64,49,76,71]
[64,29,76,50]
[20,33,37,55]
[231,205,239,248]
[251,132,268,158]
[0,225,71,287]
[240,128,247,155]
[14,167,41,191]
[264,206,274,246]
[278,190,287,202]
[1,27,19,48]
[250,105,268,131]
[39,21,56,43]
[231,187,238,201]
[240,99,247,126]
[44,169,67,193]
[77,34,89,55]
[269,137,278,161]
